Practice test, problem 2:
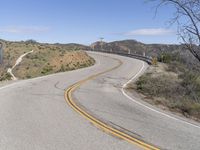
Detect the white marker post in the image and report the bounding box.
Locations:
[128,49,131,55]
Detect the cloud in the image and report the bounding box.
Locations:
[123,28,175,36]
[0,26,50,34]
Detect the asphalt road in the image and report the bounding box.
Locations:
[0,52,200,150]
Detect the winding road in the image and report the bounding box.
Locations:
[0,52,200,150]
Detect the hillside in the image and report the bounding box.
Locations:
[0,38,199,125]
[91,39,200,121]
[0,40,94,81]
[91,40,200,69]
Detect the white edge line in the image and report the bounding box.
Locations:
[1,52,199,129]
[121,61,200,129]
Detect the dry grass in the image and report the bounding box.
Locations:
[127,62,200,122]
[0,41,94,80]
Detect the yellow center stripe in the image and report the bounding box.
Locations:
[64,56,160,150]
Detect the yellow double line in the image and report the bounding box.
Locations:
[64,56,159,150]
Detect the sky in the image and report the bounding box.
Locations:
[0,0,179,45]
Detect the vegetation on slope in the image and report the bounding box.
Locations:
[128,53,200,121]
[91,40,200,121]
[0,40,94,81]
[91,40,200,66]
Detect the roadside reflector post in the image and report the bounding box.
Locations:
[128,49,131,54]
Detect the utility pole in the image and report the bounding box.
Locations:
[0,42,3,64]
[99,37,104,51]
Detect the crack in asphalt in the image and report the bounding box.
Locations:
[54,81,65,91]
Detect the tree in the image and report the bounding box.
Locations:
[150,0,200,62]
[25,39,37,44]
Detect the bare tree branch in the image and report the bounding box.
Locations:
[150,0,200,62]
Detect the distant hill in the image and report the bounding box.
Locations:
[90,39,200,69]
[91,40,200,121]
[91,39,181,56]
[0,38,199,82]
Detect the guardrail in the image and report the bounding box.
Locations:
[87,49,153,64]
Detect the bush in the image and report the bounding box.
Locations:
[152,57,158,65]
[137,74,184,99]
[0,73,12,81]
[157,52,181,64]
[41,65,53,74]
[180,71,200,103]
[26,75,32,78]
[25,39,37,44]
[135,63,200,120]
[60,64,65,72]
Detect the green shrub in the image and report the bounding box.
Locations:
[160,52,182,63]
[0,73,12,81]
[136,63,200,120]
[41,65,53,74]
[60,64,65,72]
[158,53,172,63]
[26,75,32,78]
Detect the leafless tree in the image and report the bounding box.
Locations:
[150,0,200,62]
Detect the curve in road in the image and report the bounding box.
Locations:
[1,52,200,150]
[64,56,159,150]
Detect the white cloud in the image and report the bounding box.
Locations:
[0,26,50,34]
[124,28,175,36]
